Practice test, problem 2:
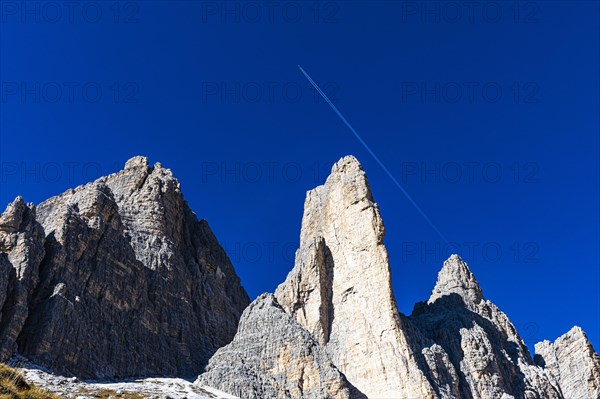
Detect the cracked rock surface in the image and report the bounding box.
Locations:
[0,157,249,379]
[2,154,599,399]
[199,155,600,399]
[196,293,357,399]
[275,156,437,398]
[535,326,600,399]
[411,255,563,399]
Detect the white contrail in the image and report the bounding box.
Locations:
[298,65,449,244]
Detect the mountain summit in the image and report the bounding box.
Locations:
[199,155,600,399]
[0,156,249,378]
[1,155,598,399]
[429,254,484,306]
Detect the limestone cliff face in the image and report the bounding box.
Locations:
[411,255,563,399]
[0,157,250,378]
[275,156,437,398]
[535,326,600,399]
[2,154,599,399]
[0,198,45,361]
[200,155,599,399]
[196,293,358,399]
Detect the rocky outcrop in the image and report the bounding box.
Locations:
[274,236,333,347]
[275,155,437,398]
[0,198,45,360]
[428,254,484,306]
[0,156,249,378]
[196,293,358,399]
[535,326,600,399]
[411,255,563,399]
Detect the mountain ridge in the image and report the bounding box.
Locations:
[1,155,598,399]
[0,156,250,379]
[198,155,600,399]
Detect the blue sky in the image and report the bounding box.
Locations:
[0,1,598,351]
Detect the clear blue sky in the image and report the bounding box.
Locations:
[1,1,598,351]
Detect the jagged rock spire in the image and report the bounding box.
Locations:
[276,155,438,399]
[413,254,563,399]
[202,154,599,399]
[0,196,29,232]
[535,326,600,399]
[0,197,45,360]
[428,254,484,306]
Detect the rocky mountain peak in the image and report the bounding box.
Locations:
[0,156,250,379]
[299,155,377,248]
[0,197,33,233]
[328,155,364,181]
[2,154,599,399]
[276,155,437,398]
[124,155,150,171]
[534,325,600,399]
[428,254,484,306]
[0,197,46,361]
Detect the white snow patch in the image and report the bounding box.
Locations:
[9,357,239,399]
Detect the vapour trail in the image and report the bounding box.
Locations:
[298,65,449,245]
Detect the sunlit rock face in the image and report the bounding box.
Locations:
[2,154,598,399]
[201,156,598,399]
[535,326,600,399]
[275,156,438,398]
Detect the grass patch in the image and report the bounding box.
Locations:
[0,363,58,399]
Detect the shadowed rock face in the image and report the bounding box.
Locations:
[411,255,563,399]
[0,198,46,361]
[0,156,250,379]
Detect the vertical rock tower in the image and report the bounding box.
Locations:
[275,156,437,398]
